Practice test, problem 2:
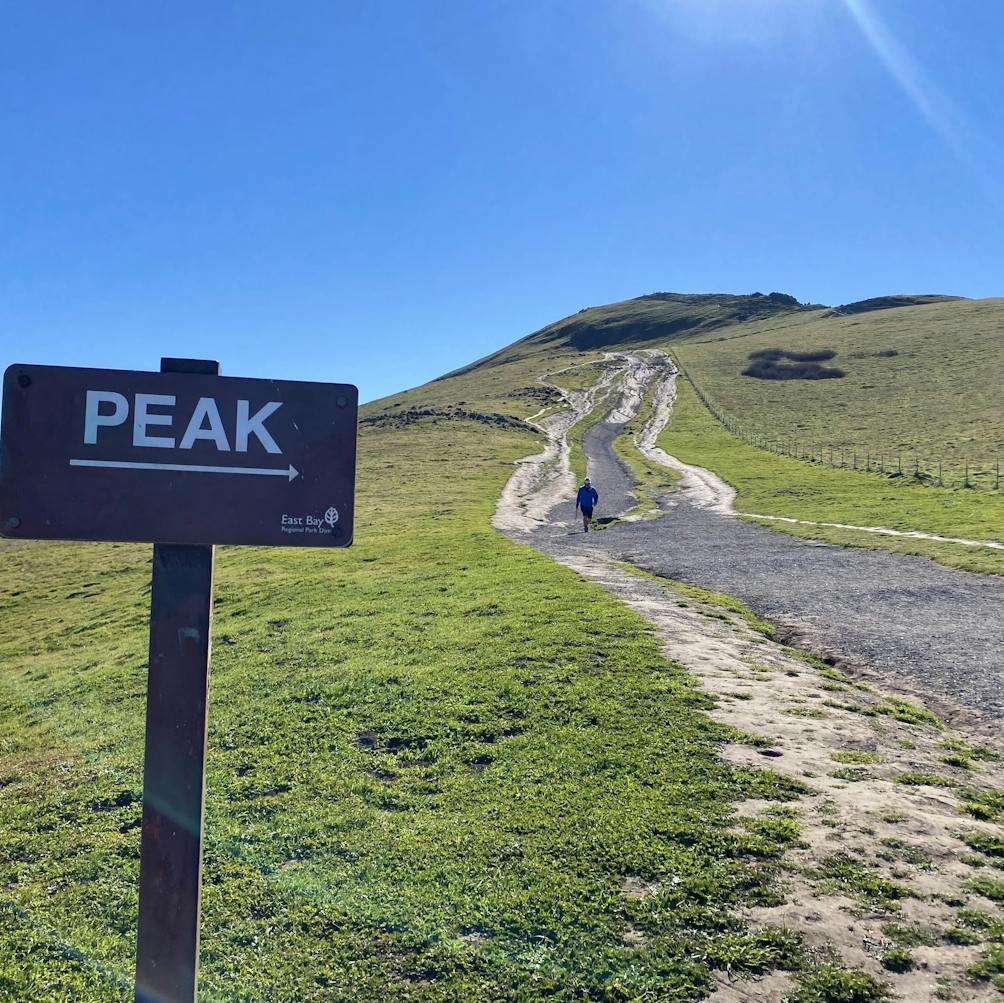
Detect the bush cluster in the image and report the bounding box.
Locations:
[742,347,845,381]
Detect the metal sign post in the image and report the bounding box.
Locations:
[0,356,358,1003]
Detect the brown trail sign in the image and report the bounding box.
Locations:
[0,359,357,546]
[0,357,358,1003]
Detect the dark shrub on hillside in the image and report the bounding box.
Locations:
[742,346,844,380]
[748,348,838,363]
[743,359,845,380]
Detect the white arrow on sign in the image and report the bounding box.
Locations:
[69,459,300,481]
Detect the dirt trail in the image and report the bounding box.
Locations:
[635,363,736,514]
[493,354,1004,1000]
[492,354,626,534]
[578,351,669,520]
[743,511,1004,551]
[522,356,1004,720]
[556,552,1004,1003]
[502,349,1004,551]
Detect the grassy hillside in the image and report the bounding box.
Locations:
[3,287,1002,999]
[386,290,1004,488]
[1,389,807,1000]
[672,297,1004,476]
[443,292,816,382]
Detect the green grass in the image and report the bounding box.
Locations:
[958,788,1004,823]
[785,707,829,719]
[967,877,1004,903]
[881,922,935,948]
[951,908,1004,990]
[830,768,874,783]
[657,376,1004,576]
[811,854,915,909]
[941,753,977,770]
[942,739,1002,763]
[6,288,1002,999]
[546,359,608,391]
[673,296,1004,473]
[0,416,812,1002]
[969,944,1004,991]
[956,908,1004,938]
[877,838,933,871]
[787,965,891,1002]
[871,698,943,729]
[961,832,1004,860]
[894,773,956,788]
[879,946,915,972]
[831,752,885,766]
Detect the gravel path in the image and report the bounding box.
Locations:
[523,361,1004,723]
[536,508,1004,720]
[581,418,636,522]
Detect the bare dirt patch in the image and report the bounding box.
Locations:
[555,554,1004,1002]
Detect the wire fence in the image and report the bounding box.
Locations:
[673,359,1002,492]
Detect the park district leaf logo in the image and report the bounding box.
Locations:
[280,505,339,535]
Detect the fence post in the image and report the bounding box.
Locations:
[997,459,1000,490]
[938,460,942,486]
[897,455,901,475]
[964,460,969,488]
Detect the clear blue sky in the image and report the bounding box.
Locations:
[3,1,1002,402]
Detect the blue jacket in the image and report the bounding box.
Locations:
[576,485,598,509]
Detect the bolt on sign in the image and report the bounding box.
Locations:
[0,358,358,1003]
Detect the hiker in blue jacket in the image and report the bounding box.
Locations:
[575,478,599,532]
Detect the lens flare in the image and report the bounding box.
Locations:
[840,0,969,167]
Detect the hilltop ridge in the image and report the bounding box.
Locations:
[443,291,816,379]
[440,288,965,383]
[831,293,962,316]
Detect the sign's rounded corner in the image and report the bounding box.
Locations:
[3,362,28,383]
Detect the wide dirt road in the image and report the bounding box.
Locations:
[529,364,1004,723]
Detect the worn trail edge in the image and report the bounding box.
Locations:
[494,352,1004,1003]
